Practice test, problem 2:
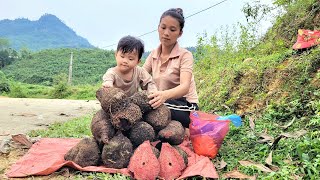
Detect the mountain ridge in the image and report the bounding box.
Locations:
[0,14,94,51]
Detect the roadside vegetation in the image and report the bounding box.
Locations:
[2,0,320,179]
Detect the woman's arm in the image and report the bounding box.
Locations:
[139,67,158,93]
[148,49,194,108]
[148,71,191,108]
[142,53,153,74]
[149,50,194,108]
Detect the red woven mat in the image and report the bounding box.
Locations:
[6,138,218,179]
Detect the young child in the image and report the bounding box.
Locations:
[102,35,157,96]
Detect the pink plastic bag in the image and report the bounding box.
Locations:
[189,111,230,158]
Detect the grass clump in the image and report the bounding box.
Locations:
[28,115,93,138]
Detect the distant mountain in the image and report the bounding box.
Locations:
[0,14,94,51]
[186,46,196,53]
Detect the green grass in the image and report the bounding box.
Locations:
[28,115,93,138]
[1,80,99,100]
[216,114,320,179]
[74,172,130,180]
[192,9,320,177]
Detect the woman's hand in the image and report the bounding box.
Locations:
[148,91,167,109]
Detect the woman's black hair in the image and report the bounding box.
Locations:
[117,35,144,59]
[160,8,185,31]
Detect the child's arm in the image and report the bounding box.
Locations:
[102,69,115,88]
[102,81,113,88]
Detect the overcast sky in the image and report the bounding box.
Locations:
[1,0,273,51]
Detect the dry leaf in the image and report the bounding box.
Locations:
[278,117,295,129]
[265,151,273,165]
[265,151,280,171]
[257,133,274,144]
[223,170,256,179]
[263,129,268,133]
[291,174,302,180]
[269,130,307,150]
[239,160,273,173]
[11,134,33,148]
[268,164,280,171]
[249,116,255,131]
[283,159,292,165]
[219,159,227,170]
[280,129,307,138]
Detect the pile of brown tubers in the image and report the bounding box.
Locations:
[64,87,186,169]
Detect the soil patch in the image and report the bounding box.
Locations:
[0,97,100,179]
[0,98,100,141]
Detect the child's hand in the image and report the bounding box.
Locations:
[148,91,167,109]
[102,82,113,88]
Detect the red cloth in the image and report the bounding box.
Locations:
[5,138,130,177]
[6,138,218,179]
[178,139,219,179]
[292,29,320,50]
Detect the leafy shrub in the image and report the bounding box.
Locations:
[50,73,71,99]
[0,71,10,93]
[68,84,100,100]
[8,82,27,98]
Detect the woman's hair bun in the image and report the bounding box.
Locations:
[176,8,184,18]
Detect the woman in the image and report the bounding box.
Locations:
[143,8,199,127]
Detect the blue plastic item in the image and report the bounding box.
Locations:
[217,114,242,127]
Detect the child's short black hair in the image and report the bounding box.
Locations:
[117,36,144,59]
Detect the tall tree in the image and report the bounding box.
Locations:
[0,38,18,68]
[0,38,10,50]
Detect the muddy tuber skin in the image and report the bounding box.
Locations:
[110,102,142,131]
[64,137,101,167]
[158,120,185,145]
[91,109,115,146]
[144,105,171,131]
[96,87,127,113]
[101,132,133,169]
[174,146,188,166]
[129,121,155,148]
[151,145,160,158]
[128,91,153,114]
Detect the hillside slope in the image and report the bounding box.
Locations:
[193,0,320,178]
[2,48,115,85]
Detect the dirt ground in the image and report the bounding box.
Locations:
[0,97,101,179]
[0,97,100,141]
